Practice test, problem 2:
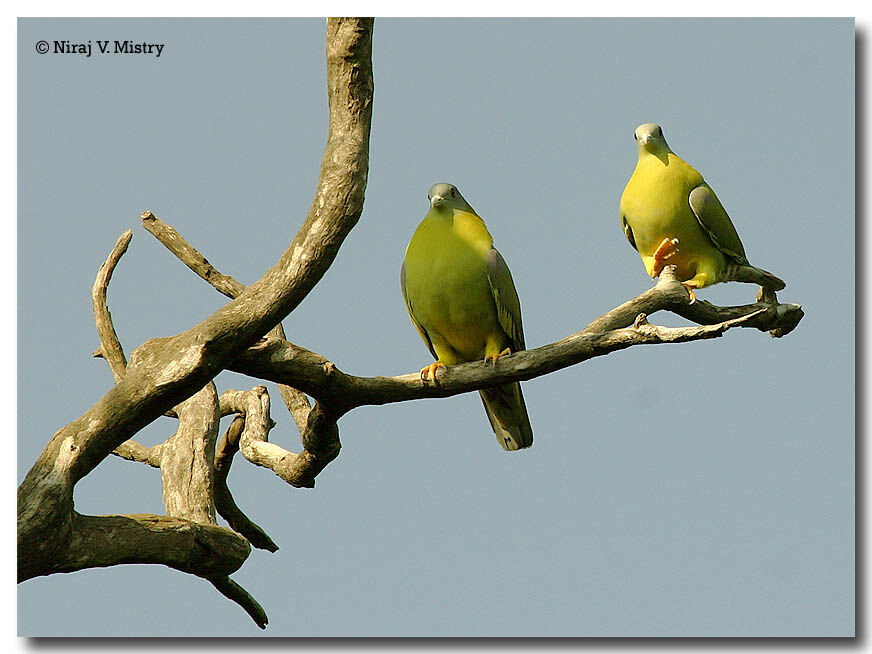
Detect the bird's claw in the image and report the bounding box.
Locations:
[420,361,446,383]
[651,237,680,278]
[484,348,512,368]
[682,283,697,304]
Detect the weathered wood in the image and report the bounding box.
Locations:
[214,415,279,553]
[113,440,163,467]
[91,230,132,381]
[228,268,800,418]
[142,210,313,432]
[17,19,376,629]
[218,386,338,489]
[161,382,219,524]
[23,512,250,581]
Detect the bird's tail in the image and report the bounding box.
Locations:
[725,263,786,291]
[480,383,533,451]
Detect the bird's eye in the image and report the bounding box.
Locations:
[450,188,456,198]
[633,132,637,141]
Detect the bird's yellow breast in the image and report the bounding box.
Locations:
[403,209,503,363]
[620,152,724,283]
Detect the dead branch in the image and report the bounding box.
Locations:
[28,512,250,581]
[91,229,132,380]
[142,210,313,432]
[141,213,244,298]
[218,386,336,489]
[113,440,163,467]
[214,416,279,553]
[18,19,375,630]
[209,576,269,630]
[160,382,220,524]
[676,287,804,338]
[228,267,802,420]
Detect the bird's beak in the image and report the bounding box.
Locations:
[431,195,445,208]
[639,133,650,146]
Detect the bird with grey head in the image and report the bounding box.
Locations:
[401,182,534,451]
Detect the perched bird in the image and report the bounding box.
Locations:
[619,123,784,298]
[401,183,533,451]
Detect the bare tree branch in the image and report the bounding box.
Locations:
[139,208,344,488]
[676,287,804,338]
[218,386,336,489]
[274,373,313,434]
[92,228,181,453]
[228,268,801,419]
[97,223,291,542]
[19,17,374,598]
[161,382,220,524]
[214,416,279,552]
[23,513,250,581]
[88,230,267,621]
[141,212,244,299]
[91,230,132,381]
[141,210,313,432]
[209,575,268,630]
[113,440,163,467]
[581,271,803,336]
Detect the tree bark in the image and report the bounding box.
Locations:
[17,19,375,623]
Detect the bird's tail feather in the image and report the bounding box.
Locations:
[725,263,786,291]
[480,383,533,452]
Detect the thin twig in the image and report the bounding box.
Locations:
[268,324,313,432]
[91,230,132,381]
[141,213,244,299]
[112,441,163,467]
[214,415,279,552]
[208,575,268,630]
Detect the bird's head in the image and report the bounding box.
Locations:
[634,123,673,159]
[428,182,475,214]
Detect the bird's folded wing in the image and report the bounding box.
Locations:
[688,184,748,264]
[400,261,437,360]
[485,247,526,351]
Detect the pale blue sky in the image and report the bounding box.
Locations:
[17,18,853,636]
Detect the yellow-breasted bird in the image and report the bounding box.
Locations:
[401,183,533,451]
[619,123,785,298]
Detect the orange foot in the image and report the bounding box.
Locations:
[682,283,697,304]
[485,347,512,368]
[420,361,446,383]
[651,237,680,277]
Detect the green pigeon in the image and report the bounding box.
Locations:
[401,183,533,451]
[620,123,785,298]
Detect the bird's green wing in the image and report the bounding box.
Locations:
[400,261,437,360]
[688,184,748,264]
[485,248,525,351]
